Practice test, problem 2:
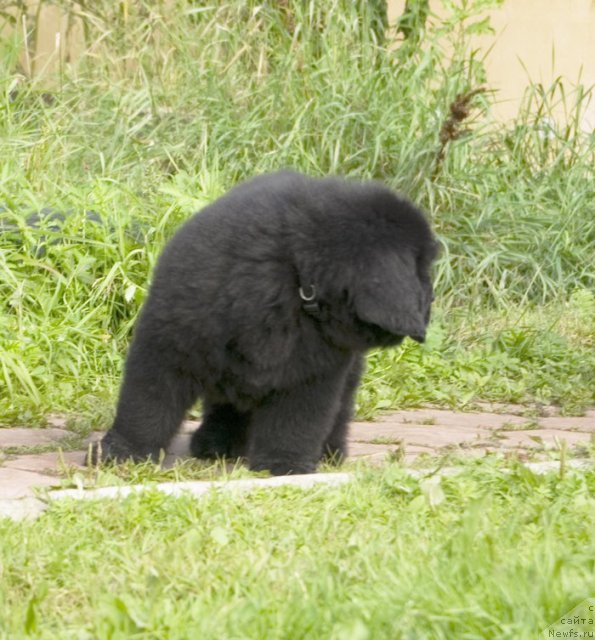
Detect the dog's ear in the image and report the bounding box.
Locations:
[352,251,429,342]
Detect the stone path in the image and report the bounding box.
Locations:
[0,406,593,518]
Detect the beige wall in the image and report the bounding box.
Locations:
[5,1,595,128]
[389,0,595,129]
[1,2,84,79]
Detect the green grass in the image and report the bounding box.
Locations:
[1,6,593,638]
[0,0,594,423]
[0,461,593,639]
[359,296,595,417]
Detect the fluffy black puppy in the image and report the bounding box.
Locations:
[90,171,437,475]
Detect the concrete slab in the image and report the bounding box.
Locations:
[48,472,354,502]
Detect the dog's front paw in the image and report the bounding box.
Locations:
[85,430,156,465]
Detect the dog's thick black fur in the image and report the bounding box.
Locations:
[90,171,438,475]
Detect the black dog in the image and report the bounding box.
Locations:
[90,171,437,474]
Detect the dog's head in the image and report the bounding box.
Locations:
[305,188,438,351]
[349,239,436,347]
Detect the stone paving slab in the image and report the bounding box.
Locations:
[539,414,595,431]
[0,468,61,500]
[377,408,595,432]
[3,451,87,473]
[0,408,593,519]
[378,409,530,430]
[0,427,71,448]
[348,442,433,456]
[180,420,200,434]
[493,429,592,449]
[0,497,48,520]
[165,433,193,459]
[350,421,493,446]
